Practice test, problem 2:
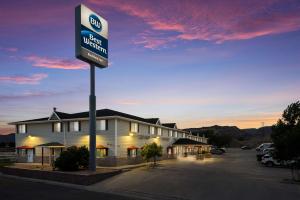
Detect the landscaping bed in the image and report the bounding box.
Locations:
[0,165,122,185]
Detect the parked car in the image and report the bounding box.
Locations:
[261,154,280,167]
[262,147,275,155]
[256,143,273,152]
[241,145,251,150]
[256,143,273,161]
[219,147,226,153]
[261,154,291,167]
[210,148,223,155]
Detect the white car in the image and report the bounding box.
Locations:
[256,143,273,152]
[261,154,291,167]
[261,154,281,167]
[256,143,274,161]
[262,147,275,155]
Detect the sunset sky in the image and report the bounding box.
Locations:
[1,0,300,134]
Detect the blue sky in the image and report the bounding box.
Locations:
[1,0,300,134]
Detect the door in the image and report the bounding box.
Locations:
[27,149,34,163]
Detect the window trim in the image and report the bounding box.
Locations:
[52,122,62,133]
[96,119,108,131]
[169,130,173,137]
[69,121,80,132]
[149,126,155,135]
[157,128,162,136]
[130,122,139,133]
[17,124,27,134]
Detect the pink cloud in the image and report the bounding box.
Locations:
[0,47,18,52]
[0,90,76,102]
[90,0,300,48]
[0,73,48,85]
[0,125,14,135]
[24,55,88,70]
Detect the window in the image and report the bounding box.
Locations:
[174,131,178,138]
[128,149,137,157]
[183,133,186,138]
[96,148,108,158]
[70,121,80,132]
[96,120,107,131]
[157,128,162,136]
[130,122,138,133]
[18,124,26,134]
[53,122,62,132]
[149,126,155,135]
[169,130,173,137]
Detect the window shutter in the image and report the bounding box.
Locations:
[52,123,54,132]
[67,122,70,132]
[129,122,131,131]
[105,120,108,130]
[16,125,19,134]
[25,124,27,133]
[60,122,63,132]
[137,124,139,133]
[79,121,81,131]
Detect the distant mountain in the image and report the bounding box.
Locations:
[184,125,272,147]
[0,133,15,143]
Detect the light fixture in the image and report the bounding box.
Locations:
[129,133,134,136]
[156,136,160,139]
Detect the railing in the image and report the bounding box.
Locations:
[0,151,16,163]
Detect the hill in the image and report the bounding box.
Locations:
[184,125,272,148]
[0,133,15,143]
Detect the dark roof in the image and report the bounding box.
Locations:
[162,123,176,128]
[14,109,167,126]
[37,142,65,147]
[172,138,206,145]
[55,111,73,119]
[146,118,159,124]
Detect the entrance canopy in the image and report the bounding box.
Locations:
[172,138,207,146]
[16,145,34,149]
[37,142,65,148]
[127,145,139,150]
[96,145,108,149]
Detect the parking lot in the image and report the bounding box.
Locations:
[87,148,300,200]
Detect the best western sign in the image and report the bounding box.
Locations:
[75,4,108,68]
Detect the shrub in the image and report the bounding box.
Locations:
[141,142,162,166]
[54,146,89,171]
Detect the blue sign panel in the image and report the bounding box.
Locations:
[76,4,108,68]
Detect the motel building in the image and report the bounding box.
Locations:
[10,108,210,166]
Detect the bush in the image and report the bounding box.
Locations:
[141,142,162,166]
[54,146,89,171]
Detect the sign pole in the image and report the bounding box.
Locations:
[89,63,96,171]
[76,4,108,171]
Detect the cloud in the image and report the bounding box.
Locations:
[0,91,53,101]
[24,55,88,70]
[90,0,300,48]
[0,47,18,52]
[0,73,48,85]
[0,126,14,135]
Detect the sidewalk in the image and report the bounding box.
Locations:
[96,159,174,171]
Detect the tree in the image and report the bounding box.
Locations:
[271,101,300,181]
[208,131,232,147]
[141,142,163,166]
[54,146,89,171]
